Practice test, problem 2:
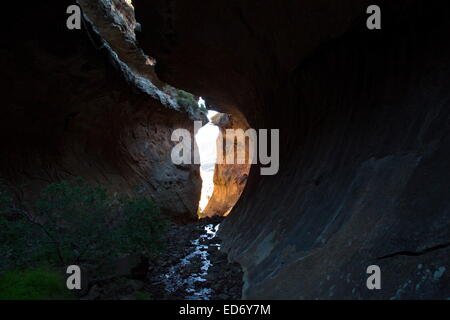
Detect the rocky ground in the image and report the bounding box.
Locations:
[80,216,243,300]
[144,217,243,300]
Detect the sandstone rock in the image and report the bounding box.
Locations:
[134,0,450,299]
[0,0,204,221]
[2,0,449,301]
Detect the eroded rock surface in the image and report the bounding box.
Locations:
[1,0,449,300]
[0,0,203,220]
[134,0,450,299]
[145,217,243,300]
[202,112,251,217]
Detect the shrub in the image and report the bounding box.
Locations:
[0,183,38,269]
[176,90,196,106]
[0,178,167,271]
[0,268,72,300]
[118,196,168,257]
[34,177,116,266]
[0,212,38,270]
[176,89,207,114]
[135,290,152,300]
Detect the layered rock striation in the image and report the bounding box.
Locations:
[0,0,204,220]
[134,0,450,298]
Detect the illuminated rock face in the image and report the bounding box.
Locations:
[0,1,203,221]
[134,1,450,299]
[202,112,251,218]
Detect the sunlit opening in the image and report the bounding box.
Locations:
[195,101,219,214]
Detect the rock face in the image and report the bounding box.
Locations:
[134,0,450,299]
[2,0,449,300]
[0,1,204,220]
[146,217,243,300]
[202,112,250,217]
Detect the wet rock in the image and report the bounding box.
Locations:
[145,217,243,300]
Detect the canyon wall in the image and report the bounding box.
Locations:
[202,112,250,217]
[1,0,448,299]
[0,1,203,220]
[134,0,450,299]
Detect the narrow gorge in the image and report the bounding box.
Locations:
[0,0,448,300]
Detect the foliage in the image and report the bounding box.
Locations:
[0,183,38,269]
[0,268,72,300]
[0,178,167,272]
[135,290,152,300]
[34,177,115,266]
[118,196,168,257]
[176,89,207,114]
[176,89,196,106]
